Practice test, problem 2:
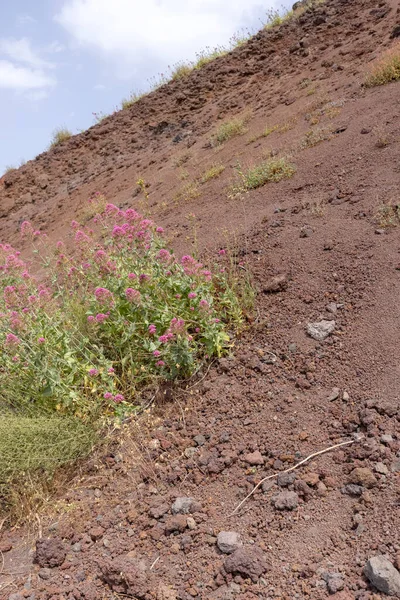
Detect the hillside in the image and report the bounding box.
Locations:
[1,0,400,597]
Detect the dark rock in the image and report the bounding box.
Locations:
[224,547,268,582]
[341,484,363,497]
[277,472,296,487]
[34,538,66,568]
[300,226,313,238]
[193,434,206,446]
[391,25,400,38]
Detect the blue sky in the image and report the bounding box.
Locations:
[0,0,286,174]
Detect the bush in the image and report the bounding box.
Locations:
[365,44,400,87]
[231,158,296,194]
[212,116,249,146]
[50,127,72,147]
[0,194,242,421]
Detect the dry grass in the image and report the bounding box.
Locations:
[301,127,332,148]
[121,91,145,109]
[376,202,400,228]
[201,164,225,183]
[174,181,201,203]
[173,151,192,168]
[229,157,295,196]
[375,127,390,148]
[212,114,251,146]
[50,127,72,148]
[365,44,400,87]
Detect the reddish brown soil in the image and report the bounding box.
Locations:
[1,0,400,598]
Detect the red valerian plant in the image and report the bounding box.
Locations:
[0,194,242,420]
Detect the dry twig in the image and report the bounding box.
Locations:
[229,437,360,516]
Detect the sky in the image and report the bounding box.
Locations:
[0,0,288,175]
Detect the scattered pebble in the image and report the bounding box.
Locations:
[307,320,336,341]
[217,531,242,554]
[364,556,400,596]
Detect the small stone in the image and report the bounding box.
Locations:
[328,388,340,401]
[273,491,299,511]
[316,481,327,496]
[348,467,377,488]
[263,273,288,293]
[374,462,389,475]
[323,572,345,594]
[0,542,12,553]
[381,434,393,444]
[303,473,319,487]
[38,568,52,580]
[89,526,104,541]
[364,556,400,596]
[326,302,338,314]
[361,128,371,134]
[171,497,200,515]
[342,391,350,402]
[186,517,196,530]
[34,538,66,568]
[277,472,296,487]
[244,451,264,466]
[391,459,400,473]
[164,515,188,534]
[149,503,169,519]
[288,343,297,353]
[224,547,267,582]
[149,439,161,450]
[193,435,206,447]
[299,431,309,441]
[307,320,335,341]
[300,226,313,238]
[341,484,363,497]
[217,531,242,554]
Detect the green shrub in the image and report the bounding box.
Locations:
[0,194,242,421]
[50,127,72,147]
[365,44,400,87]
[234,157,296,192]
[212,116,249,146]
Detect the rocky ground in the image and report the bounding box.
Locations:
[1,0,400,598]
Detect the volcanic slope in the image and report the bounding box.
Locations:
[1,0,400,598]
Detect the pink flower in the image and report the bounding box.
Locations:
[139,273,150,282]
[188,292,197,299]
[202,270,212,281]
[75,230,90,245]
[33,230,41,237]
[159,333,173,344]
[156,227,164,234]
[38,337,45,344]
[128,273,137,280]
[5,333,20,346]
[214,318,220,323]
[95,287,113,305]
[157,249,172,263]
[56,241,64,249]
[112,225,125,237]
[71,220,79,229]
[125,288,141,303]
[20,221,33,236]
[108,367,115,374]
[175,294,181,299]
[87,315,95,322]
[104,392,113,400]
[148,324,156,334]
[153,350,161,357]
[89,368,98,377]
[218,249,226,255]
[199,299,209,310]
[169,318,185,334]
[105,203,119,214]
[95,313,108,323]
[113,394,124,403]
[156,360,165,367]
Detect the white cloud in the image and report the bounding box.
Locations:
[55,0,273,78]
[94,83,106,90]
[17,14,37,26]
[0,38,55,70]
[0,60,55,90]
[0,38,57,96]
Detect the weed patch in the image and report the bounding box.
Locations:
[365,44,400,87]
[229,158,295,195]
[212,115,250,146]
[201,164,225,183]
[301,127,332,148]
[376,202,400,227]
[174,182,201,203]
[50,127,72,148]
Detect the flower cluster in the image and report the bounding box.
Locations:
[0,198,242,420]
